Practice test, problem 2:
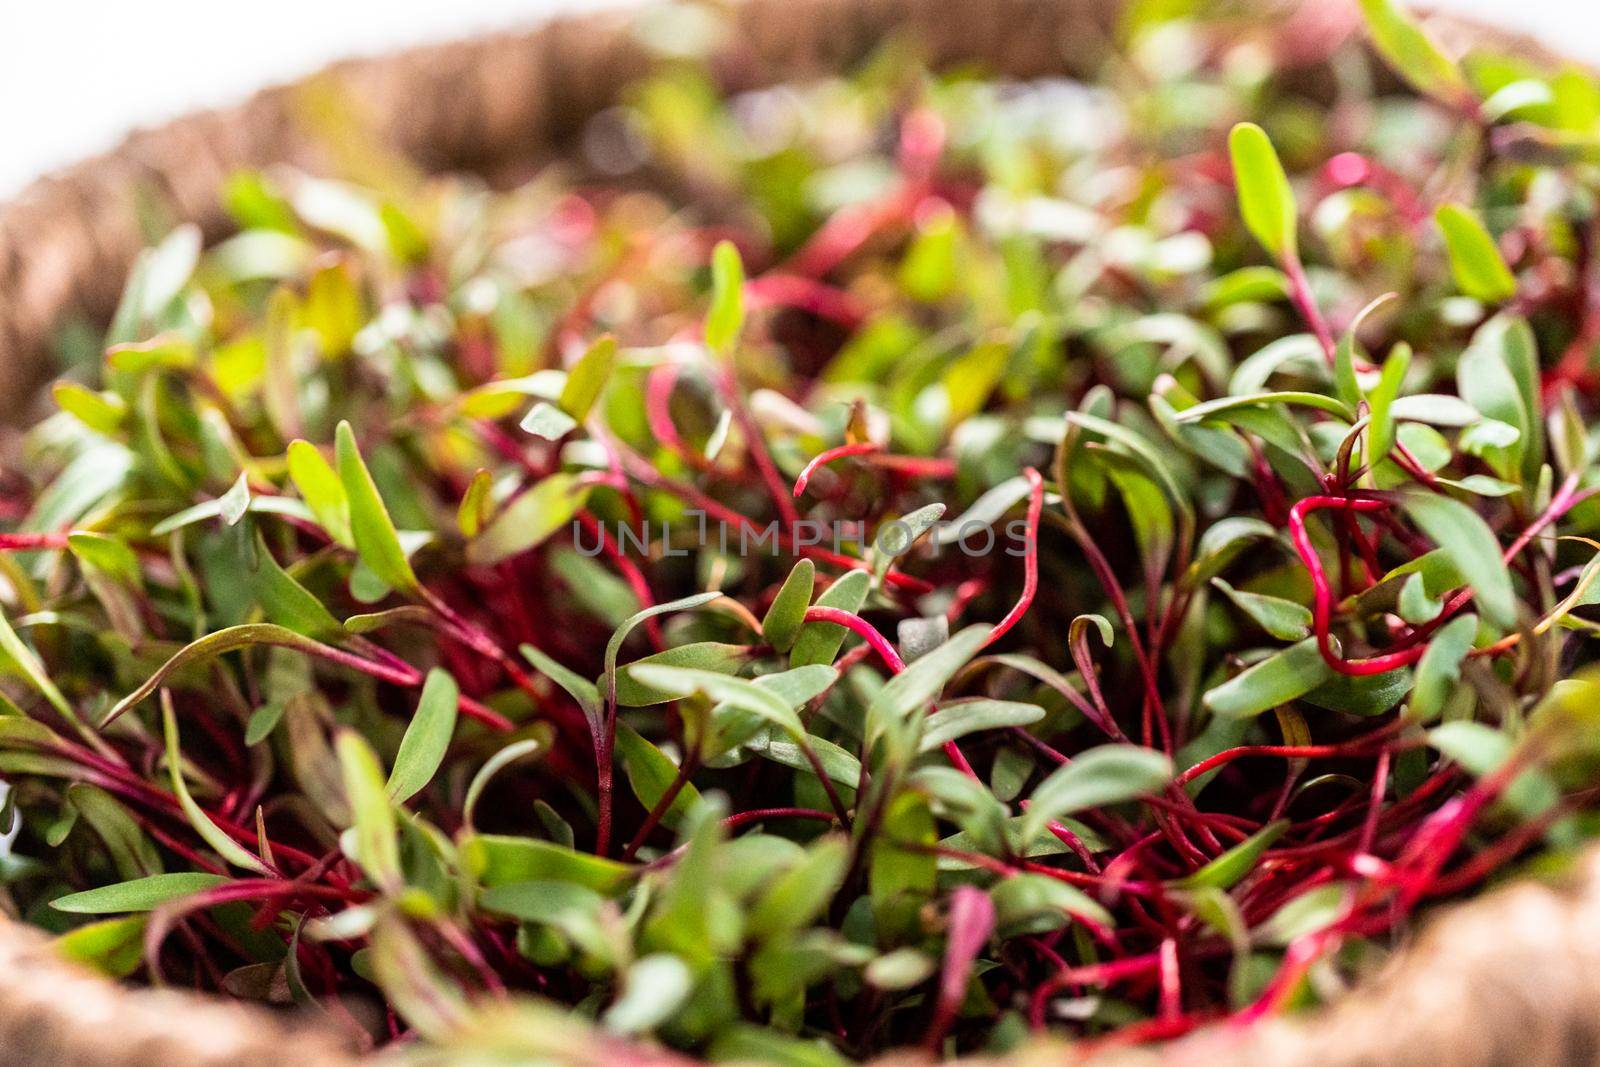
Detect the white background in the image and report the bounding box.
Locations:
[0,0,1594,197]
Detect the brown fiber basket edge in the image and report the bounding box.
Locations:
[0,1,1593,1064]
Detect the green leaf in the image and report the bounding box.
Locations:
[1176,391,1354,425]
[478,879,608,956]
[457,469,494,539]
[762,559,815,653]
[67,784,163,880]
[1228,122,1297,258]
[900,204,960,302]
[746,731,861,787]
[615,722,702,830]
[604,954,693,1035]
[1019,745,1172,845]
[1259,884,1349,945]
[1357,0,1469,105]
[51,872,230,914]
[1400,492,1516,631]
[616,643,748,706]
[1457,314,1541,484]
[335,421,419,594]
[869,789,936,944]
[53,382,127,434]
[286,439,353,547]
[1366,342,1410,466]
[1398,570,1443,625]
[1184,517,1277,588]
[520,401,578,441]
[990,872,1111,931]
[628,665,806,740]
[336,729,403,892]
[162,695,272,875]
[558,335,618,421]
[705,240,746,356]
[1174,820,1288,890]
[218,472,252,526]
[467,472,591,566]
[1204,638,1332,719]
[1430,720,1556,817]
[1211,579,1311,641]
[0,604,86,733]
[748,834,851,939]
[872,503,945,583]
[919,699,1045,753]
[463,834,635,893]
[102,623,369,726]
[789,570,871,668]
[865,625,990,756]
[247,535,344,640]
[1435,204,1517,303]
[1411,614,1479,721]
[55,915,148,977]
[68,532,141,586]
[386,669,459,804]
[604,591,723,708]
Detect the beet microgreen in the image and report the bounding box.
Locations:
[7,0,1600,1060]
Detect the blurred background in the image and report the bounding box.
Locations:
[0,0,1594,197]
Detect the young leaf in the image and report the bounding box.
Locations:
[51,872,230,914]
[615,642,748,706]
[615,722,702,831]
[990,872,1111,930]
[217,472,252,526]
[335,421,419,595]
[386,669,459,804]
[161,694,272,875]
[336,729,403,892]
[1211,579,1312,641]
[1357,0,1470,105]
[1019,745,1172,845]
[789,569,871,667]
[286,439,353,547]
[1366,342,1410,466]
[603,591,723,706]
[1400,492,1517,631]
[1436,204,1517,303]
[520,401,578,441]
[1204,638,1332,719]
[247,535,344,640]
[627,665,806,740]
[1173,820,1288,890]
[761,559,815,653]
[462,834,634,893]
[869,789,937,944]
[457,469,494,539]
[604,954,693,1035]
[919,699,1045,753]
[705,240,746,356]
[55,915,148,977]
[1228,122,1297,258]
[558,335,618,421]
[865,625,990,756]
[748,835,851,938]
[1411,614,1478,721]
[467,473,591,566]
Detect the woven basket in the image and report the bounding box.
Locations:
[0,0,1595,1063]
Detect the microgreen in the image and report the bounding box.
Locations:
[6,2,1600,1061]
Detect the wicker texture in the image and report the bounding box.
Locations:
[0,0,1592,1063]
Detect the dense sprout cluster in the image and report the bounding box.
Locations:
[7,0,1600,1061]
